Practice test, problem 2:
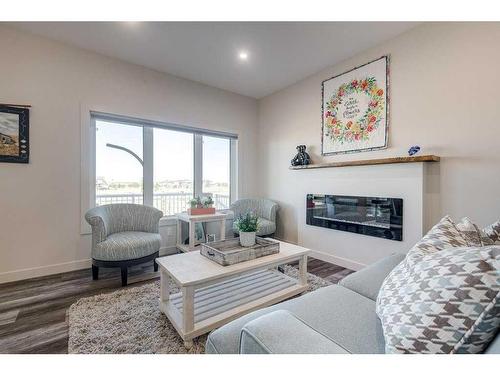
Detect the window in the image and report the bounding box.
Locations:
[203,135,230,209]
[92,113,237,217]
[95,120,143,205]
[153,128,194,215]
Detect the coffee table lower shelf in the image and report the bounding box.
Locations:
[159,269,308,347]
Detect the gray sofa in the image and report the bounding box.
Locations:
[206,253,500,354]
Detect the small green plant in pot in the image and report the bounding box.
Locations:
[203,196,214,208]
[188,196,216,215]
[189,198,199,208]
[234,212,259,247]
[189,196,203,208]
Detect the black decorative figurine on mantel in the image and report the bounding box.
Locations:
[291,145,311,166]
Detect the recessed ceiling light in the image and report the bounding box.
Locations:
[238,51,249,61]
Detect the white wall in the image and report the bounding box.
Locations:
[257,23,500,268]
[0,26,258,282]
[2,22,499,282]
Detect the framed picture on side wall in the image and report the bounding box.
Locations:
[322,55,389,155]
[0,105,30,163]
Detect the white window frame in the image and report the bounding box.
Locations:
[81,110,238,234]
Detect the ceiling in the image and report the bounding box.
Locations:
[11,22,418,98]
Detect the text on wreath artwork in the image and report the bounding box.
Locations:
[342,96,360,119]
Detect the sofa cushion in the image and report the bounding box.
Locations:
[206,284,385,354]
[240,310,349,354]
[376,246,500,354]
[483,220,500,244]
[92,231,161,261]
[406,215,467,266]
[456,217,496,246]
[339,253,405,301]
[456,217,484,246]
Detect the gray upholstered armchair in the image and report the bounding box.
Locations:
[85,204,163,286]
[230,198,279,237]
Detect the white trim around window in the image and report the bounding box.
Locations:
[80,106,239,235]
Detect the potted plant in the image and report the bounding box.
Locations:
[203,196,214,208]
[234,212,259,247]
[187,196,216,215]
[189,198,200,209]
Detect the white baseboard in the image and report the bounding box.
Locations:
[310,250,366,271]
[0,247,179,285]
[0,259,92,285]
[0,240,365,284]
[273,236,366,271]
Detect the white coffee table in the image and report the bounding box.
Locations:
[156,240,310,348]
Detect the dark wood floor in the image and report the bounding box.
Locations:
[0,256,353,354]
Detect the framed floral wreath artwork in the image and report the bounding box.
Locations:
[322,55,389,155]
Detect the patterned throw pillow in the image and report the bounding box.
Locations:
[406,215,467,265]
[376,246,500,353]
[456,217,493,246]
[483,221,500,244]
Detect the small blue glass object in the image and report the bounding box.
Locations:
[408,146,421,156]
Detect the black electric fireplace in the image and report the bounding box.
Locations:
[306,194,403,241]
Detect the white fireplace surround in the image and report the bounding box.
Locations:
[274,161,440,271]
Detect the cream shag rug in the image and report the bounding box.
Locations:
[68,266,331,354]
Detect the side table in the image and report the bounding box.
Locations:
[176,212,228,252]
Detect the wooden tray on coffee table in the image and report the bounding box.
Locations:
[200,237,280,266]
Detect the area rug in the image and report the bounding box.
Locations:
[68,266,332,354]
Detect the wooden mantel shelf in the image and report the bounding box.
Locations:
[289,155,440,170]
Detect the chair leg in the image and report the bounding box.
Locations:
[92,265,99,280]
[154,258,158,272]
[121,266,128,287]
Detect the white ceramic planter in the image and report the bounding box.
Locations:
[239,231,256,247]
